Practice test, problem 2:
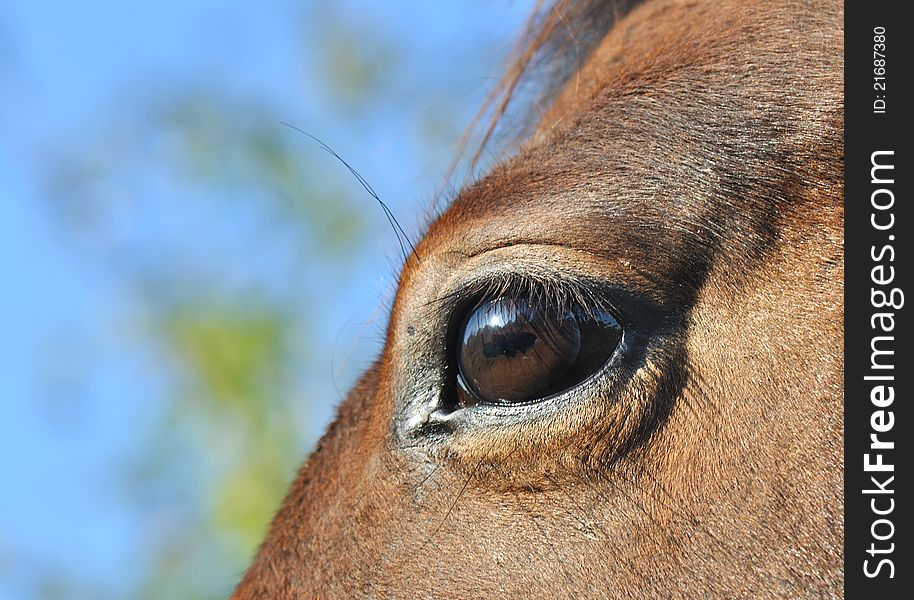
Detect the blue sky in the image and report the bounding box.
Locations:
[0,1,534,597]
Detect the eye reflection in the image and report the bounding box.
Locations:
[455,297,622,407]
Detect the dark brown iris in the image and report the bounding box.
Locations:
[455,297,622,406]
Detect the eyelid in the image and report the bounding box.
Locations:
[394,246,689,474]
[393,244,666,440]
[423,242,652,324]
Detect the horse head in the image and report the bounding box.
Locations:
[235,1,843,596]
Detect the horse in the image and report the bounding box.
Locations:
[234,0,844,597]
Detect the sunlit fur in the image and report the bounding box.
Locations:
[235,0,843,597]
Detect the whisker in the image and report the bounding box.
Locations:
[417,459,484,553]
[280,121,420,265]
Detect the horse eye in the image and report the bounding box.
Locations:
[454,297,622,407]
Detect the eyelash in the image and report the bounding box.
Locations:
[440,273,617,326]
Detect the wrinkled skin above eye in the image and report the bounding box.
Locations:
[456,297,623,406]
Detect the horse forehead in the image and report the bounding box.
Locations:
[417,0,841,258]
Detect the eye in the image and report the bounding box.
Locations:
[454,296,622,407]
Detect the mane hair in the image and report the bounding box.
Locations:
[457,0,644,174]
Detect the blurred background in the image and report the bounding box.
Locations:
[0,1,534,598]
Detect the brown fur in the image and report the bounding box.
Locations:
[234,0,843,597]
